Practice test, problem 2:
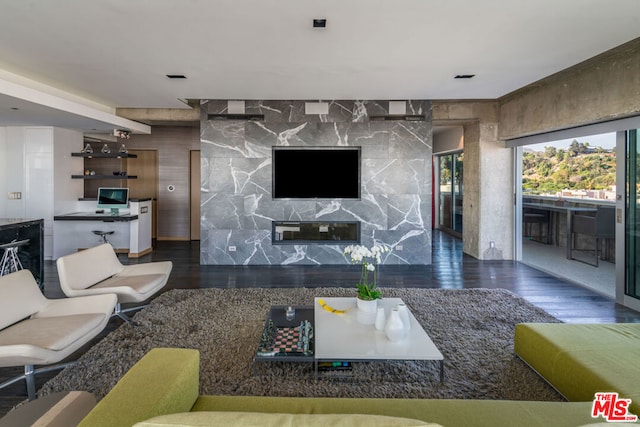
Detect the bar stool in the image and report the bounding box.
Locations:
[0,239,30,276]
[92,230,114,245]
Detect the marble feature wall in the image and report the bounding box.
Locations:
[200,100,433,265]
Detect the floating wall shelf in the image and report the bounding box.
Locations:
[71,175,138,180]
[71,152,138,159]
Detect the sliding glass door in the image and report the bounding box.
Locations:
[626,129,640,299]
[438,152,463,234]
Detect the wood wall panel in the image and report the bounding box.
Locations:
[128,127,200,240]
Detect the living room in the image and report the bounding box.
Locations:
[1,2,640,426]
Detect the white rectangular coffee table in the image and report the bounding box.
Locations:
[314,297,444,382]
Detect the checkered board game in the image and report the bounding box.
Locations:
[257,320,313,357]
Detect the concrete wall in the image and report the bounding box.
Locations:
[433,101,511,259]
[431,39,640,260]
[200,100,433,265]
[499,37,640,140]
[433,126,463,155]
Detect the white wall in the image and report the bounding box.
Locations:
[2,127,27,218]
[0,127,6,216]
[53,127,83,217]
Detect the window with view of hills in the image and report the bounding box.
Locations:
[522,133,616,201]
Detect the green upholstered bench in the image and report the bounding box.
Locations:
[74,347,603,427]
[514,323,640,416]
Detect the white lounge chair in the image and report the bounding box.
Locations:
[0,270,117,400]
[56,243,172,325]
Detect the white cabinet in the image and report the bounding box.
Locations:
[5,127,83,259]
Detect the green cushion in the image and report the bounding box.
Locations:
[514,323,640,415]
[192,396,597,427]
[133,411,439,427]
[78,348,200,427]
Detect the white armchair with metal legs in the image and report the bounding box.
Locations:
[0,270,117,401]
[56,243,172,325]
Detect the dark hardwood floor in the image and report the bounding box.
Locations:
[2,230,639,416]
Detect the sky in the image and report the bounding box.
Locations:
[527,132,616,152]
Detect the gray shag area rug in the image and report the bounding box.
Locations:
[40,287,564,402]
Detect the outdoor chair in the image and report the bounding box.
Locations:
[570,206,615,267]
[523,207,551,244]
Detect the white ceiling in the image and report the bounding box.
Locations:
[0,0,638,131]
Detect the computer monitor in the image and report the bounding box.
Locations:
[97,187,129,215]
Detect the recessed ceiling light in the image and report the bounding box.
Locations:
[454,74,475,79]
[313,19,327,28]
[166,74,187,79]
[10,107,19,110]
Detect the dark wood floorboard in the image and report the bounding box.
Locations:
[2,230,639,416]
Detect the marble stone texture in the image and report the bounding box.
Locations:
[200,99,433,265]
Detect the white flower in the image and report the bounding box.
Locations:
[366,263,375,271]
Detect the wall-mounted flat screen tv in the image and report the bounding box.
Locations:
[272,147,361,199]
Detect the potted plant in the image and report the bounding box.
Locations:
[344,244,391,313]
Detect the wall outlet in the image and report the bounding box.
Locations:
[396,245,403,251]
[8,192,22,200]
[228,246,236,252]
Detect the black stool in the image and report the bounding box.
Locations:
[0,239,30,276]
[92,230,114,245]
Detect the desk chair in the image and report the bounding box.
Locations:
[0,239,29,276]
[92,230,114,245]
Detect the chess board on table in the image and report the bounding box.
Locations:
[253,306,315,364]
[256,319,313,356]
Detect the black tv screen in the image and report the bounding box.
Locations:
[273,147,361,199]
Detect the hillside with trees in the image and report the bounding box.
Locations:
[522,140,615,194]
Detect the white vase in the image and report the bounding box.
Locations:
[356,297,378,313]
[397,303,411,332]
[385,308,405,342]
[374,307,386,330]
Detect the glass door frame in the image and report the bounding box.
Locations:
[618,129,640,308]
[436,151,463,236]
[507,117,640,312]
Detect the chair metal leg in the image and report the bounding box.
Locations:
[0,361,78,401]
[113,303,147,326]
[25,365,35,401]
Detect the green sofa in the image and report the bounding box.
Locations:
[515,323,640,416]
[75,347,605,427]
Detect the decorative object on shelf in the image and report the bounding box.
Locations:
[82,143,93,154]
[118,142,128,154]
[374,306,386,330]
[84,169,91,176]
[90,170,96,176]
[344,243,391,310]
[101,143,111,154]
[112,171,127,176]
[115,129,131,140]
[384,307,406,342]
[397,302,411,332]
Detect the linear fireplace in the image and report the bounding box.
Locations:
[272,221,360,245]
